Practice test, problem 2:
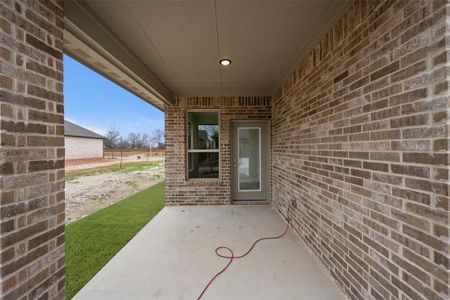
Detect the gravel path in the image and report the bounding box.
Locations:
[65,164,165,223]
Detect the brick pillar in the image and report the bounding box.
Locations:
[0,1,65,299]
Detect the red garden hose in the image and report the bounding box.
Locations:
[196,207,292,300]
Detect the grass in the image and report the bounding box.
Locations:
[66,160,164,181]
[65,182,165,299]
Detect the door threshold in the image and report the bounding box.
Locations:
[232,200,270,206]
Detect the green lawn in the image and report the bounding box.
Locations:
[65,182,165,299]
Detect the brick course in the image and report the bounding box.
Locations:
[272,0,449,299]
[1,0,447,299]
[165,96,271,205]
[0,0,64,299]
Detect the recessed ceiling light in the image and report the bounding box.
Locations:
[219,59,231,66]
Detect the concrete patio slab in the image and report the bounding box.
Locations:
[74,206,346,300]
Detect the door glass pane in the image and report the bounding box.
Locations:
[238,128,260,191]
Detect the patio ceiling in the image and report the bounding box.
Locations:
[64,0,353,109]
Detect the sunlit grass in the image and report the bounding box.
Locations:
[65,182,165,298]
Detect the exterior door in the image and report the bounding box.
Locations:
[232,121,269,201]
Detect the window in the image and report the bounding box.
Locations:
[187,111,219,179]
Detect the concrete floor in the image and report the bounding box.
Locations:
[74,206,346,300]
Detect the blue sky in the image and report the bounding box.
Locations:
[64,55,164,136]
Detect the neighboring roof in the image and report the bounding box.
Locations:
[64,120,105,139]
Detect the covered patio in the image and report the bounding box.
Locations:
[73,206,345,300]
[0,0,448,299]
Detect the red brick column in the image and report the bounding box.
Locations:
[0,1,65,299]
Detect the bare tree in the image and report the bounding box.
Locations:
[117,136,129,149]
[127,132,140,148]
[104,125,121,149]
[105,124,163,150]
[142,133,151,148]
[150,129,164,149]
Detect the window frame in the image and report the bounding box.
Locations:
[186,109,220,180]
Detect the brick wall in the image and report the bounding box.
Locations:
[272,0,449,300]
[0,0,65,299]
[165,96,271,205]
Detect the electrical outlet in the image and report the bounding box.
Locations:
[291,199,298,208]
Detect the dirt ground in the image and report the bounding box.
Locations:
[66,156,162,172]
[65,162,165,223]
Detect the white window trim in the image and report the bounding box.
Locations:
[186,109,220,180]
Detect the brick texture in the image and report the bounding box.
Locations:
[272,1,449,300]
[1,0,446,299]
[165,96,271,205]
[0,0,65,299]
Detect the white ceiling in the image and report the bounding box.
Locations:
[84,0,352,97]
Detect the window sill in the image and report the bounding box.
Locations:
[186,179,221,186]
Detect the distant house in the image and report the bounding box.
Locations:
[64,120,104,159]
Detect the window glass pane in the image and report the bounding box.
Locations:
[187,112,219,150]
[197,125,218,149]
[188,152,219,179]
